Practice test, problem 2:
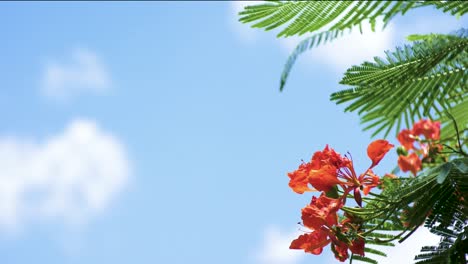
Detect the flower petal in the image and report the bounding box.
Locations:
[413,119,440,140]
[398,153,422,176]
[332,241,349,262]
[397,129,416,150]
[308,165,342,192]
[349,238,365,256]
[367,139,394,168]
[290,231,330,255]
[311,145,351,169]
[302,194,342,230]
[288,163,313,194]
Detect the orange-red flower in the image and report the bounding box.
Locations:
[308,165,343,192]
[307,146,352,192]
[361,170,380,195]
[288,140,392,204]
[398,153,422,176]
[367,139,394,168]
[397,129,416,150]
[332,241,349,262]
[288,162,314,194]
[310,145,351,169]
[349,238,365,256]
[302,194,342,230]
[288,145,350,193]
[413,119,440,140]
[290,230,330,255]
[337,140,393,205]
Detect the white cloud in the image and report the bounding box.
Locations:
[41,48,111,101]
[279,22,395,73]
[229,1,395,72]
[0,119,130,231]
[254,226,305,264]
[230,1,467,74]
[369,227,440,263]
[253,225,440,264]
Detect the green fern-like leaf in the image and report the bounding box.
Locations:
[343,158,468,263]
[419,0,468,17]
[239,1,468,91]
[279,29,345,91]
[330,29,468,137]
[351,255,378,264]
[239,1,468,38]
[388,158,467,263]
[440,97,468,140]
[364,247,387,257]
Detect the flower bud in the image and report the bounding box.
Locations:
[396,146,408,156]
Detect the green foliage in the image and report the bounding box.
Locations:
[341,183,406,263]
[239,0,468,91]
[414,158,468,263]
[238,1,468,263]
[351,255,378,264]
[331,29,468,137]
[440,99,468,140]
[345,158,468,264]
[239,1,467,38]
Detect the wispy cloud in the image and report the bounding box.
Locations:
[278,22,396,73]
[41,48,111,101]
[253,225,439,264]
[230,1,467,75]
[254,225,304,264]
[0,119,130,232]
[229,2,395,73]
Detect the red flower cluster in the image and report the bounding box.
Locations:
[397,119,441,175]
[287,140,394,261]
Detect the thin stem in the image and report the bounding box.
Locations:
[398,225,420,243]
[446,112,467,156]
[442,144,460,154]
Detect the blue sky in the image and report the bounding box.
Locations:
[0,2,466,264]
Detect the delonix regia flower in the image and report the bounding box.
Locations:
[396,119,442,176]
[287,140,394,205]
[287,140,394,262]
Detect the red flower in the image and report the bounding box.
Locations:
[308,146,352,192]
[289,141,392,204]
[288,162,314,194]
[288,145,350,193]
[290,230,330,255]
[413,119,440,140]
[397,129,416,150]
[361,170,380,195]
[349,238,365,256]
[332,241,349,262]
[420,143,429,157]
[398,153,422,176]
[367,139,394,168]
[336,140,392,204]
[302,194,342,230]
[308,165,343,192]
[310,145,351,169]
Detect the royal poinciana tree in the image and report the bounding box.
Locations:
[238,1,467,263]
